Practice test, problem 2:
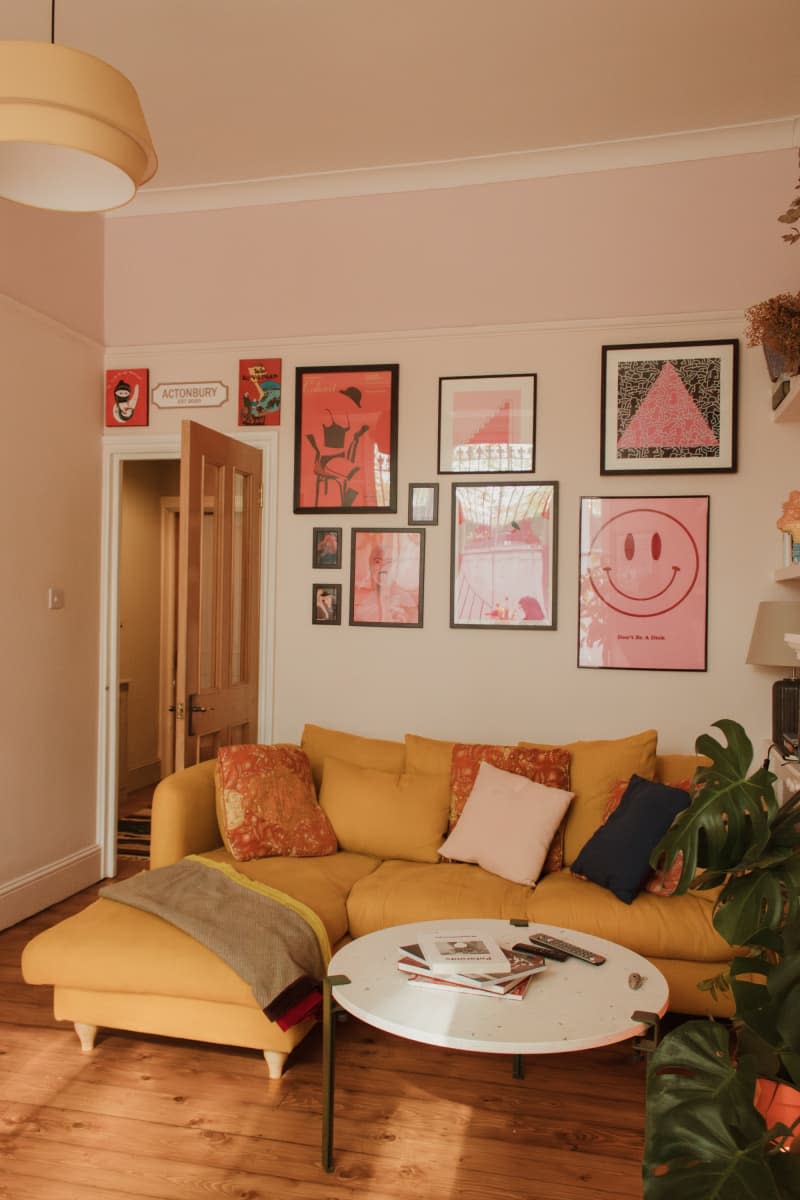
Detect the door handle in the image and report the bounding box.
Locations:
[190,704,214,713]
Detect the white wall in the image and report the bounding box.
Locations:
[105,307,794,755]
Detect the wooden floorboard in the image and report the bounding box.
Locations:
[0,870,652,1199]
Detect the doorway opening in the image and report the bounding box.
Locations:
[99,431,278,878]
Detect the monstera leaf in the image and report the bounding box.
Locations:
[651,720,783,906]
[643,1022,800,1199]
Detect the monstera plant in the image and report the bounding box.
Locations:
[642,719,800,1198]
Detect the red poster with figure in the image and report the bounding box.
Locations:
[238,358,282,426]
[578,495,709,671]
[293,364,398,513]
[105,368,149,428]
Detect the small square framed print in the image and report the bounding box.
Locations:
[312,583,342,625]
[438,373,536,473]
[600,340,738,474]
[408,483,439,525]
[312,527,342,569]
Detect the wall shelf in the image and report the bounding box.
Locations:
[775,564,800,582]
[772,378,800,422]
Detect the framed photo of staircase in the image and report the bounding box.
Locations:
[293,364,398,513]
[437,373,536,473]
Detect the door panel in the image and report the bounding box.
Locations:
[175,421,262,767]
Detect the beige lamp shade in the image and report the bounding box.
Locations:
[0,41,157,213]
[746,601,800,668]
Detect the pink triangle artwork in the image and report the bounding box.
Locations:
[618,362,717,450]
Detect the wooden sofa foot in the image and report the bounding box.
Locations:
[74,1022,98,1052]
[263,1050,287,1079]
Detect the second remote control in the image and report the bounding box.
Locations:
[529,933,606,965]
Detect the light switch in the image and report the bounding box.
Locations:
[48,587,64,610]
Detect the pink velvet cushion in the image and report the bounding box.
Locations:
[215,744,337,862]
[439,761,574,886]
[449,741,572,872]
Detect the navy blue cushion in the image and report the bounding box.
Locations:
[570,774,691,904]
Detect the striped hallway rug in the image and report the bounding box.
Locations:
[117,808,151,859]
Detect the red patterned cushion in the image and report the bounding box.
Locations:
[449,742,572,873]
[215,744,337,862]
[603,777,691,896]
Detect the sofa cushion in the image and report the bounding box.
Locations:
[570,775,692,903]
[438,761,573,885]
[300,724,405,792]
[214,744,337,862]
[519,729,658,865]
[319,756,450,862]
[346,859,540,937]
[603,777,692,896]
[529,868,730,962]
[404,733,455,776]
[449,741,572,871]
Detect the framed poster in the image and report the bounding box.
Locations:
[350,528,424,627]
[312,527,342,569]
[601,340,738,474]
[294,364,398,513]
[312,583,342,626]
[408,483,439,526]
[238,357,281,426]
[105,368,149,428]
[438,373,536,473]
[450,482,557,629]
[578,495,709,671]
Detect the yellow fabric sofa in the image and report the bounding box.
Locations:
[21,725,732,1078]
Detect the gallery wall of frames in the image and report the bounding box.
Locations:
[291,343,736,672]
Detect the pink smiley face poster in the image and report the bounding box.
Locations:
[578,495,709,670]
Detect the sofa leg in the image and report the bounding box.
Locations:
[263,1050,287,1080]
[74,1022,98,1052]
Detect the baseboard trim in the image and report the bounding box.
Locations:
[0,845,103,931]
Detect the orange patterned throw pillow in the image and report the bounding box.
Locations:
[602,777,691,895]
[448,742,572,873]
[215,744,338,862]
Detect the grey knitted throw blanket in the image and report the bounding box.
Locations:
[100,855,331,1028]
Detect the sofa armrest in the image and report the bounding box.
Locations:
[150,759,222,869]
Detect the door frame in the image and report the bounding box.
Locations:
[98,431,278,877]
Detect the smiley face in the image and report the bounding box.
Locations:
[587,507,700,617]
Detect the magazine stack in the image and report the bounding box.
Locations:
[396,931,546,999]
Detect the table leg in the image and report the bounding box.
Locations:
[512,1054,525,1079]
[321,974,349,1172]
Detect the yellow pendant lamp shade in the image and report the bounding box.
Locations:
[0,40,157,212]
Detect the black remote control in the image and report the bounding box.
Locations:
[512,941,568,962]
[529,933,606,965]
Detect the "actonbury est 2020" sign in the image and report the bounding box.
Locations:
[152,380,228,409]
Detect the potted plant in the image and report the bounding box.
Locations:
[642,719,800,1197]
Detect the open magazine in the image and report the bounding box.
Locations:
[397,941,546,995]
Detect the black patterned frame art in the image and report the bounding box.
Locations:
[600,340,738,475]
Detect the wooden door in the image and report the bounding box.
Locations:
[174,421,263,767]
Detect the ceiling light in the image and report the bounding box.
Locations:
[0,5,156,213]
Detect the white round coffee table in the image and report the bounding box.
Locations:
[320,918,668,1168]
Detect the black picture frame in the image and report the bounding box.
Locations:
[600,340,738,475]
[438,373,536,474]
[312,583,342,625]
[294,364,399,513]
[312,526,342,569]
[408,483,439,526]
[349,528,425,627]
[450,482,558,629]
